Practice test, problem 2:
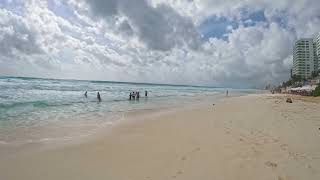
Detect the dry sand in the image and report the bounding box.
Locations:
[1,94,320,180]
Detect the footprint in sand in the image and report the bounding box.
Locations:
[280,144,288,151]
[265,161,278,168]
[289,151,307,160]
[272,138,279,143]
[177,171,183,175]
[190,147,201,153]
[171,171,183,179]
[179,147,200,164]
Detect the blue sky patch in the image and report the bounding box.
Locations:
[48,0,77,21]
[241,9,266,24]
[198,9,267,40]
[198,16,237,40]
[0,0,26,16]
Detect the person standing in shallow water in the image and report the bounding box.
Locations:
[132,92,135,100]
[97,92,101,102]
[145,90,148,97]
[129,92,132,100]
[84,91,87,98]
[226,90,229,97]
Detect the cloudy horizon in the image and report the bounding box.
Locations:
[0,0,319,88]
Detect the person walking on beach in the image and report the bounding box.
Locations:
[137,91,140,100]
[145,90,148,97]
[97,92,101,102]
[226,90,229,97]
[84,91,87,98]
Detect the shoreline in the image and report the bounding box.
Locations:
[0,92,230,155]
[1,93,319,180]
[0,89,257,147]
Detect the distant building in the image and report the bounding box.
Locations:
[314,32,320,72]
[292,38,317,79]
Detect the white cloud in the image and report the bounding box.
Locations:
[0,0,319,88]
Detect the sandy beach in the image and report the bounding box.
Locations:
[1,94,320,180]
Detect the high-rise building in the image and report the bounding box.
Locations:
[292,38,317,79]
[314,42,318,71]
[314,32,320,71]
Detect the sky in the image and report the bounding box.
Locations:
[0,0,319,88]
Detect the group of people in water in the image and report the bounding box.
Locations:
[84,91,101,102]
[129,91,148,100]
[84,90,148,102]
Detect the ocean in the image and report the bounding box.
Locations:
[0,76,257,145]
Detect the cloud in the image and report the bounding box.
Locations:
[0,0,319,88]
[0,8,43,57]
[85,0,201,51]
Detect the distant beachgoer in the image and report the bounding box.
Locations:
[145,91,148,97]
[226,90,229,97]
[137,91,140,99]
[97,92,101,102]
[84,91,87,98]
[129,92,132,100]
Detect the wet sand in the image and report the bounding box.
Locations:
[1,94,320,180]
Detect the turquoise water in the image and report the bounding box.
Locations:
[0,76,256,144]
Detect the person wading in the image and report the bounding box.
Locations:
[97,92,102,102]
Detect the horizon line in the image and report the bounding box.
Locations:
[0,75,233,89]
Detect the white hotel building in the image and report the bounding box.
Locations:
[315,33,320,71]
[292,33,320,79]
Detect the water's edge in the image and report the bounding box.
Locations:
[0,76,261,147]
